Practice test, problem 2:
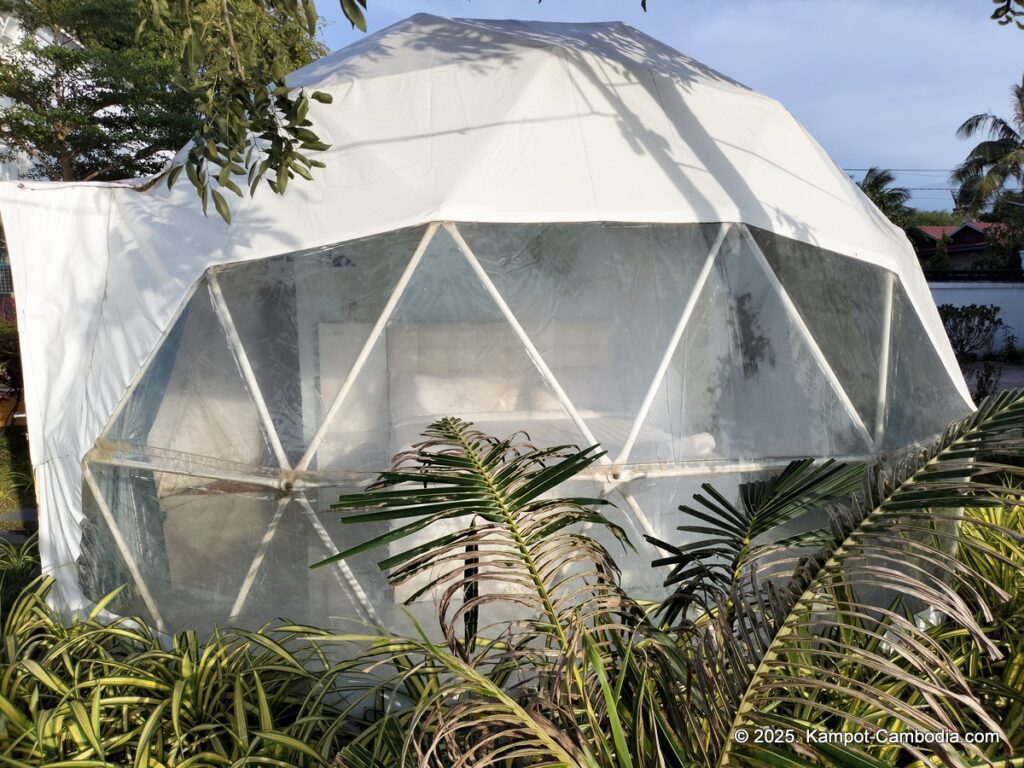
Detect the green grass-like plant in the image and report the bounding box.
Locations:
[0,578,353,766]
[3,394,1024,766]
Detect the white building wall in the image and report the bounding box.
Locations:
[929,281,1024,346]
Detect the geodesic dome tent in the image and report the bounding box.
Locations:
[0,14,971,633]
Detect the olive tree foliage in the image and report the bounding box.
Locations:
[992,0,1024,27]
[144,0,334,221]
[0,0,324,195]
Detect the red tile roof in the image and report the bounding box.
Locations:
[913,221,1002,240]
[916,225,957,240]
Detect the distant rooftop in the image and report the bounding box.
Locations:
[914,222,1000,241]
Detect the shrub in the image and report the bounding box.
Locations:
[322,407,1024,766]
[3,398,1024,766]
[0,532,37,618]
[939,303,1004,361]
[0,578,353,766]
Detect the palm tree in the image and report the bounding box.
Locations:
[857,166,912,228]
[324,399,1024,767]
[951,75,1024,214]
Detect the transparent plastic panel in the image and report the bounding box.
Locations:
[633,228,869,464]
[458,222,721,459]
[313,225,593,472]
[573,471,774,601]
[82,462,276,629]
[214,226,427,466]
[105,281,272,468]
[752,227,889,438]
[883,285,972,450]
[80,464,390,634]
[79,468,165,628]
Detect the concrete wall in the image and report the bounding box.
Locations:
[929,281,1024,348]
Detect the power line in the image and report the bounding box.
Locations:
[842,168,954,172]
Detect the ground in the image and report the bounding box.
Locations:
[992,363,1024,390]
[0,427,33,532]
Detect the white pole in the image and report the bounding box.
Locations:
[617,488,656,538]
[294,495,380,624]
[740,226,874,449]
[208,273,290,469]
[580,453,878,483]
[614,224,729,465]
[298,222,440,472]
[229,496,289,622]
[83,465,167,633]
[87,452,284,491]
[444,223,603,449]
[444,222,659,537]
[873,271,895,449]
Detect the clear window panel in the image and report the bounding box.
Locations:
[315,224,594,472]
[752,226,889,438]
[104,281,272,468]
[883,284,972,450]
[635,228,869,464]
[214,225,427,466]
[459,222,722,460]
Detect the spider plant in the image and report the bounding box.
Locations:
[0,531,37,618]
[0,577,353,766]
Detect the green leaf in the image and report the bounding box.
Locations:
[341,0,368,31]
[253,730,328,765]
[212,189,231,224]
[166,164,184,190]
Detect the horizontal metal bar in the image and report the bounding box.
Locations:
[577,454,878,484]
[86,452,285,491]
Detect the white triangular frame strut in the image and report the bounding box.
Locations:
[209,273,290,469]
[83,463,167,633]
[614,223,730,466]
[443,222,657,539]
[208,268,384,625]
[738,225,874,450]
[87,219,895,627]
[229,496,288,623]
[873,271,895,449]
[297,222,440,472]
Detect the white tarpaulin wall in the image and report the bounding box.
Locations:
[0,15,971,629]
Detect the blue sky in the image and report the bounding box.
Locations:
[314,0,1023,211]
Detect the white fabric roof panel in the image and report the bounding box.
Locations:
[0,14,970,612]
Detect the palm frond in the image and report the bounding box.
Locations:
[957,112,1021,144]
[324,417,634,662]
[648,458,864,625]
[696,389,1024,766]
